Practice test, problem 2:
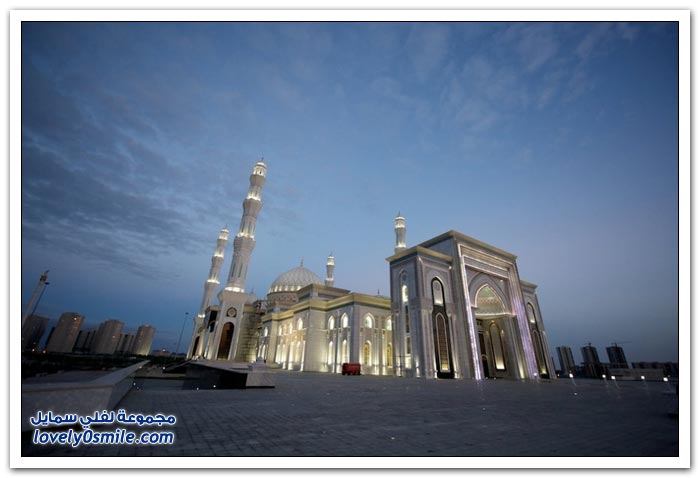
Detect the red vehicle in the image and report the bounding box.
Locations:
[341,363,361,375]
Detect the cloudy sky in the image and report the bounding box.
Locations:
[21,21,678,362]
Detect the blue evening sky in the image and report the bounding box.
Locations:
[21,21,678,363]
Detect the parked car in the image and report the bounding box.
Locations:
[341,363,361,375]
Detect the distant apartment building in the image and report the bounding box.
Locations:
[91,319,124,354]
[581,343,607,378]
[556,346,576,375]
[131,324,156,356]
[73,328,96,353]
[116,333,136,355]
[632,361,679,378]
[21,314,49,351]
[581,343,600,364]
[45,312,84,353]
[606,343,629,368]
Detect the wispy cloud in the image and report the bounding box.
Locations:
[503,23,560,72]
[407,23,450,82]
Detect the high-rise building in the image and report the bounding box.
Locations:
[131,324,156,356]
[73,328,96,353]
[581,343,600,364]
[606,343,629,368]
[91,319,124,355]
[45,312,84,353]
[116,333,136,355]
[21,314,49,351]
[556,346,576,375]
[581,343,606,378]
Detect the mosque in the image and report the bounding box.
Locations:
[187,160,556,380]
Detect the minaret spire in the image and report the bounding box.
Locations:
[198,226,229,318]
[325,252,335,287]
[225,159,267,292]
[394,212,406,253]
[187,227,229,358]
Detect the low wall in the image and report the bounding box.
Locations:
[21,361,148,432]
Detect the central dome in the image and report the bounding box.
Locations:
[268,264,323,294]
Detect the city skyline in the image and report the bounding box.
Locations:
[21,21,679,363]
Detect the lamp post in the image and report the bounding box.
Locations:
[175,312,189,357]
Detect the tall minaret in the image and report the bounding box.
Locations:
[188,227,229,358]
[394,212,406,253]
[325,253,335,287]
[197,227,229,320]
[225,159,267,292]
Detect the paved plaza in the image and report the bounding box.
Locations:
[22,371,679,457]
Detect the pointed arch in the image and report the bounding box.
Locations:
[531,329,548,375]
[431,278,445,306]
[469,274,511,315]
[526,302,537,324]
[475,284,507,316]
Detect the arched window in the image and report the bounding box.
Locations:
[328,316,335,330]
[527,303,537,324]
[327,341,334,365]
[341,339,349,362]
[400,273,409,303]
[364,314,373,329]
[278,325,283,336]
[434,313,450,373]
[401,274,410,334]
[297,318,304,331]
[385,318,392,331]
[431,278,445,306]
[532,329,547,375]
[341,313,349,328]
[475,285,506,315]
[263,327,268,337]
[489,322,506,371]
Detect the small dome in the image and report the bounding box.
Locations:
[268,265,323,294]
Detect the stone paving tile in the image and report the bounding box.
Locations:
[21,371,679,457]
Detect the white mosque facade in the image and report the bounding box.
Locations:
[187,160,555,380]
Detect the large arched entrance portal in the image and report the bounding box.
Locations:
[474,284,515,379]
[216,322,234,360]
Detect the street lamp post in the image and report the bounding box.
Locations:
[175,312,189,357]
